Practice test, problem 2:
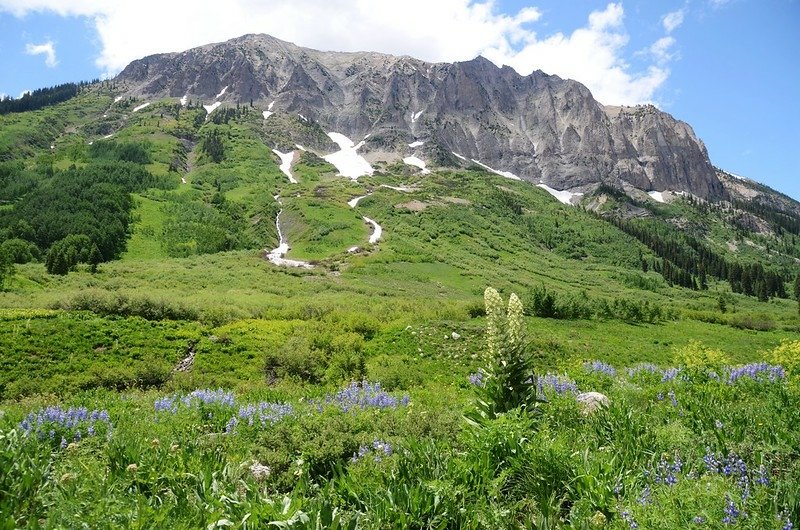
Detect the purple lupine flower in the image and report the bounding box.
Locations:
[727,362,785,384]
[756,465,770,486]
[154,396,178,413]
[693,516,706,524]
[351,440,393,463]
[627,363,660,377]
[667,390,679,407]
[621,510,638,529]
[661,368,680,382]
[318,381,409,412]
[350,444,371,463]
[235,402,293,430]
[722,495,740,525]
[18,405,113,447]
[584,360,616,377]
[637,485,652,506]
[538,373,580,395]
[468,370,485,387]
[224,416,238,434]
[654,454,680,486]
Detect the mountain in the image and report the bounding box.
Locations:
[115,33,724,201]
[1,31,799,302]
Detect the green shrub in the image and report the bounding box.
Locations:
[0,238,39,263]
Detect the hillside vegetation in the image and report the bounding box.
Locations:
[0,82,799,527]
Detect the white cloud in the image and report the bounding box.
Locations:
[18,89,31,98]
[0,1,673,105]
[25,40,58,67]
[483,3,669,104]
[709,0,731,8]
[662,8,685,33]
[650,36,676,64]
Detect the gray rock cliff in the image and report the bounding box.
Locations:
[116,34,724,199]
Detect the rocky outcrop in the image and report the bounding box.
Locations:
[717,169,800,218]
[116,33,723,199]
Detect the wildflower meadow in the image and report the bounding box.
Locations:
[1,289,798,528]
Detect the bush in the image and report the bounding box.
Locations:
[730,313,776,331]
[0,238,39,263]
[265,335,327,384]
[53,289,199,321]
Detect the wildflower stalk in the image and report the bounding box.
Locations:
[466,287,543,426]
[484,287,504,361]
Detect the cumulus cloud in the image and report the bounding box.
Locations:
[483,3,670,104]
[0,0,674,105]
[662,8,685,33]
[649,36,676,64]
[25,40,58,67]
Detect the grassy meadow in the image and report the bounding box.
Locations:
[0,84,799,527]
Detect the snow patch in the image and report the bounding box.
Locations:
[88,141,93,145]
[537,184,582,206]
[262,110,273,119]
[103,134,113,139]
[648,190,666,203]
[203,101,222,115]
[267,198,313,269]
[380,185,415,192]
[452,152,467,161]
[102,114,107,118]
[295,144,307,151]
[471,159,521,181]
[727,171,748,181]
[268,101,275,111]
[180,95,188,106]
[214,86,228,99]
[364,217,383,244]
[181,176,186,184]
[347,246,360,253]
[348,194,370,208]
[132,102,150,113]
[411,111,423,123]
[323,132,374,180]
[298,114,308,122]
[272,149,298,184]
[408,140,425,148]
[402,156,431,175]
[114,96,123,103]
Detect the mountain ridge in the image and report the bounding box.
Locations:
[115,33,725,201]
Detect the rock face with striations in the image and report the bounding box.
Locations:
[116,34,723,199]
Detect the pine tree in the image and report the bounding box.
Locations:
[794,274,800,313]
[88,244,102,273]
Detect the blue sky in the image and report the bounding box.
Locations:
[0,0,798,199]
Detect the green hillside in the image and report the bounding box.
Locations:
[1,83,799,527]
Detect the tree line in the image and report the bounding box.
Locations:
[609,215,790,301]
[0,81,95,115]
[0,141,170,275]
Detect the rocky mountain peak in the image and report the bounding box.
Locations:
[116,33,724,200]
